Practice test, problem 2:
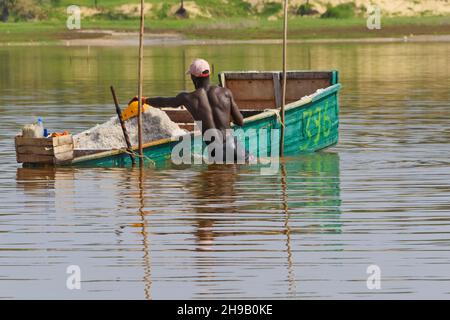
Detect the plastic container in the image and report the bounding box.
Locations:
[37,117,44,138]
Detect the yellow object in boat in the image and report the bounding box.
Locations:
[121,100,151,121]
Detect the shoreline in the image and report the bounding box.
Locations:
[2,15,449,47]
[2,32,450,47]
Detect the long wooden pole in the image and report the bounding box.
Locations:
[110,86,136,165]
[280,0,288,156]
[137,0,145,166]
[137,167,152,299]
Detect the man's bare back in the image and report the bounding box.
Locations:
[129,58,251,162]
[145,84,243,138]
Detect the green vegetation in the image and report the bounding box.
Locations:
[321,2,357,19]
[0,0,261,23]
[261,2,282,17]
[1,0,46,22]
[155,2,170,20]
[194,0,253,17]
[297,3,317,16]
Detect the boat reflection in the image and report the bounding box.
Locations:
[187,152,341,241]
[14,151,340,299]
[183,152,341,297]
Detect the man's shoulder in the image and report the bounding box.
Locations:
[189,88,207,98]
[175,91,195,102]
[208,85,231,96]
[211,85,228,92]
[181,89,209,107]
[189,86,231,100]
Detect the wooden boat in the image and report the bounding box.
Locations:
[24,70,341,168]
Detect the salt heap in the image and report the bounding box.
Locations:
[74,108,186,150]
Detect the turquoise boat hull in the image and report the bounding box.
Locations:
[70,81,340,168]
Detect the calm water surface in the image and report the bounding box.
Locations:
[0,42,449,299]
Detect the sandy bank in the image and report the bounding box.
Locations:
[51,33,450,46]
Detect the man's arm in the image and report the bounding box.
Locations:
[145,92,188,108]
[228,90,244,126]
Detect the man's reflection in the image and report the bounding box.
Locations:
[188,164,239,251]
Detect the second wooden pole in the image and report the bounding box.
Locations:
[137,0,145,166]
[280,0,288,157]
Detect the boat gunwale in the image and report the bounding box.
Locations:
[71,83,341,164]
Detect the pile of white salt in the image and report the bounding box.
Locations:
[73,108,186,150]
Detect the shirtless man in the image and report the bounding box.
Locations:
[129,58,251,163]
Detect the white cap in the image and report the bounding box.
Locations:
[186,58,210,77]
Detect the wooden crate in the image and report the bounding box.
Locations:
[15,134,74,165]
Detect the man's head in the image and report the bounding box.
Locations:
[187,58,210,88]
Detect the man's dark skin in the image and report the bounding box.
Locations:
[132,75,244,138]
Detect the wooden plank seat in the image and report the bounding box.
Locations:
[219,71,334,109]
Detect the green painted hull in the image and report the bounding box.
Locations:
[71,83,340,168]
